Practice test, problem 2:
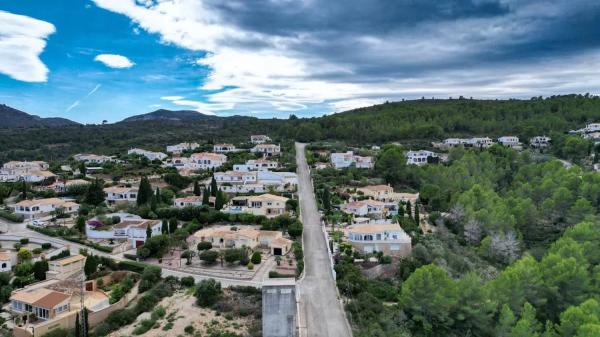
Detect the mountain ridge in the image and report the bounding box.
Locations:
[0,104,80,129]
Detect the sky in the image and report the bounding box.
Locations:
[0,0,600,124]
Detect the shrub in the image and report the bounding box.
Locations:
[223,249,241,264]
[194,279,222,307]
[184,325,195,334]
[0,209,23,223]
[118,260,148,273]
[49,250,70,261]
[247,262,254,270]
[199,250,219,265]
[41,243,52,250]
[269,271,284,278]
[197,241,212,251]
[32,248,42,255]
[251,251,262,264]
[139,266,162,293]
[20,238,29,245]
[180,276,195,288]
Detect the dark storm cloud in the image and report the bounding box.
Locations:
[207,0,600,84]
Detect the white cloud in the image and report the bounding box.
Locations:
[94,54,135,68]
[160,96,185,101]
[0,11,55,82]
[93,0,600,116]
[66,101,80,113]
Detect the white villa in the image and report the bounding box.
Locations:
[173,196,203,208]
[215,170,297,193]
[406,150,438,166]
[13,198,79,219]
[128,148,168,161]
[233,159,278,172]
[225,194,289,218]
[340,199,397,217]
[213,144,237,153]
[530,136,551,148]
[441,137,494,148]
[191,226,292,255]
[36,179,90,193]
[86,218,162,248]
[0,251,11,272]
[103,186,138,205]
[0,161,56,183]
[188,152,227,170]
[497,136,522,149]
[251,144,281,156]
[166,142,199,154]
[73,154,114,164]
[330,151,374,169]
[347,220,412,256]
[250,135,271,144]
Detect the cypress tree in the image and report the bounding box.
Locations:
[146,224,152,239]
[414,204,420,224]
[406,200,412,218]
[202,187,210,205]
[169,217,178,234]
[155,187,161,202]
[83,307,89,336]
[215,190,225,210]
[161,219,168,234]
[84,179,105,206]
[210,176,218,197]
[193,181,201,196]
[75,313,81,337]
[137,176,153,206]
[398,203,405,218]
[21,181,27,199]
[322,187,331,213]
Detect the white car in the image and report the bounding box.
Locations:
[31,219,46,227]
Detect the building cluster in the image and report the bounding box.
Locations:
[0,161,56,183]
[330,151,374,169]
[437,135,551,150]
[214,170,297,193]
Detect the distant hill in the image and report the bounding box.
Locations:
[0,104,79,129]
[119,109,219,123]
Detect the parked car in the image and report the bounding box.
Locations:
[31,219,46,226]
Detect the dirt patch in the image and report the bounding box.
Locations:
[107,287,261,337]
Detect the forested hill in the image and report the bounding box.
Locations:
[119,109,221,123]
[291,94,600,143]
[0,104,79,129]
[1,94,600,161]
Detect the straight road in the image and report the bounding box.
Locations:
[295,143,352,337]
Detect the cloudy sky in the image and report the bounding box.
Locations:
[0,0,599,123]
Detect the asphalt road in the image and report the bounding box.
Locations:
[296,143,352,337]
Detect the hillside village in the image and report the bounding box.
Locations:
[0,119,600,337]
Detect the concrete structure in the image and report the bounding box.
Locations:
[251,144,281,157]
[406,150,438,166]
[36,179,90,194]
[0,161,56,183]
[213,143,237,153]
[86,218,162,248]
[339,199,397,217]
[73,154,114,164]
[215,170,297,193]
[13,198,79,219]
[497,136,523,149]
[191,225,292,255]
[251,135,271,144]
[225,194,289,218]
[166,142,199,154]
[530,136,551,148]
[187,152,227,170]
[46,255,86,280]
[330,151,374,169]
[347,220,412,256]
[173,196,203,208]
[233,159,278,172]
[262,278,297,337]
[127,148,167,161]
[104,186,138,205]
[0,251,11,272]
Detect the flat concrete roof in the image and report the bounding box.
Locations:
[263,278,296,287]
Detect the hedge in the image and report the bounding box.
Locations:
[117,260,149,274]
[0,209,23,223]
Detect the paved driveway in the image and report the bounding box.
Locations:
[296,143,352,337]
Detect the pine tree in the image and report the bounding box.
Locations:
[193,181,201,196]
[84,179,105,206]
[210,176,218,197]
[137,176,153,206]
[202,187,210,205]
[146,224,152,239]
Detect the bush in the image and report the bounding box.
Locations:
[269,271,284,278]
[139,266,162,293]
[41,243,52,250]
[180,276,195,288]
[251,251,262,264]
[0,209,23,223]
[49,250,70,261]
[199,250,219,265]
[123,253,138,261]
[20,238,29,245]
[197,241,212,251]
[184,325,195,334]
[223,248,241,264]
[118,260,148,273]
[194,279,222,307]
[247,262,254,270]
[32,248,42,255]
